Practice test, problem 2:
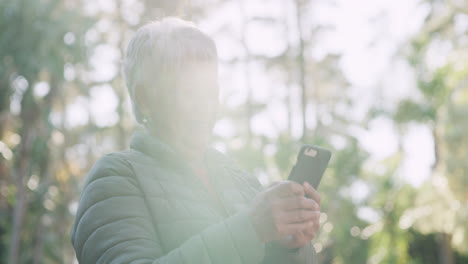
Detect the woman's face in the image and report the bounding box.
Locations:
[160,61,219,161]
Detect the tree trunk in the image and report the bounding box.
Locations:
[294,0,307,141]
[282,0,293,136]
[9,79,43,263]
[8,128,36,264]
[0,74,10,262]
[438,233,454,264]
[32,218,45,264]
[239,0,252,144]
[432,117,454,264]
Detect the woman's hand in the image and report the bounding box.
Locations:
[247,181,320,244]
[276,182,321,249]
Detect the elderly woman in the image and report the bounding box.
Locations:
[71,17,321,264]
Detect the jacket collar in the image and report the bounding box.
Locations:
[130,129,237,192]
[129,127,190,171]
[129,127,232,175]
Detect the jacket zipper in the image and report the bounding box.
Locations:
[190,165,231,218]
[211,185,231,217]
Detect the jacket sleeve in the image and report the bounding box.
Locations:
[241,172,318,264]
[262,241,317,264]
[71,153,265,264]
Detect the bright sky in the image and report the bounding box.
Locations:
[204,0,435,188]
[69,0,436,194]
[314,0,434,188]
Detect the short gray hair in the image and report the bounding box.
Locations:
[122,17,217,124]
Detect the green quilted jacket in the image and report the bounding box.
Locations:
[71,129,316,263]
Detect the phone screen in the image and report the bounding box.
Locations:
[288,145,332,189]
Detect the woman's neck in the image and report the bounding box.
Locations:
[145,125,206,168]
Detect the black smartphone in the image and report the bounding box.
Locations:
[288,145,332,189]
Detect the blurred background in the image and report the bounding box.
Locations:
[0,0,467,263]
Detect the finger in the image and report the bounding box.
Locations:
[291,232,309,247]
[276,196,319,211]
[304,221,320,233]
[294,231,314,247]
[303,182,320,204]
[312,210,321,222]
[303,229,315,241]
[277,210,320,224]
[301,217,320,235]
[272,181,305,197]
[267,181,281,188]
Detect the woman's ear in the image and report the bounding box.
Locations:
[134,85,151,117]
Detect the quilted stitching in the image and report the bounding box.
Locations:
[70,130,315,263]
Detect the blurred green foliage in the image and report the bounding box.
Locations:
[0,0,467,263]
